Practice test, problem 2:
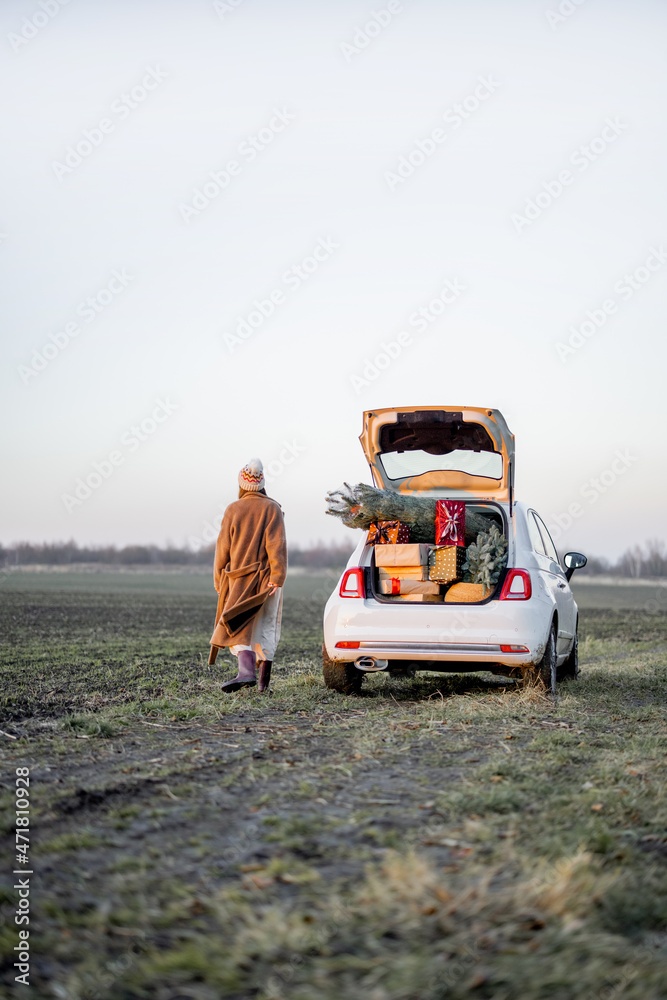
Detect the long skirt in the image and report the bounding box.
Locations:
[230,587,283,660]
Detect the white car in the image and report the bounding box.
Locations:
[323,406,587,694]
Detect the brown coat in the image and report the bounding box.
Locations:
[209,493,287,652]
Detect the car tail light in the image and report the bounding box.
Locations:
[335,641,360,649]
[339,568,365,598]
[499,569,532,601]
[500,644,529,653]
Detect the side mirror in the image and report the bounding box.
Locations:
[563,551,587,581]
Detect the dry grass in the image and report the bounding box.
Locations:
[1,575,666,998]
[99,846,664,1000]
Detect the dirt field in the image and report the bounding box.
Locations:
[1,570,666,999]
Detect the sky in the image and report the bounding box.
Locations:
[1,0,666,559]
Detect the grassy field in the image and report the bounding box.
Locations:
[1,570,666,999]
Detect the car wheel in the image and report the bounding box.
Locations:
[528,623,557,695]
[322,645,363,695]
[558,628,579,681]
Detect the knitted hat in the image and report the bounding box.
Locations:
[238,457,265,492]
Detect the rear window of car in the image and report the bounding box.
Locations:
[533,512,560,564]
[527,512,546,555]
[379,449,502,481]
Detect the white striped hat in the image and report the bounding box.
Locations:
[238,458,265,492]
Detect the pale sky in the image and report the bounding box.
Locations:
[1,0,665,558]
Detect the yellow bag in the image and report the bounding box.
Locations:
[444,583,489,603]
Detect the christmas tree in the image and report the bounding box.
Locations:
[325,483,496,544]
[462,525,508,588]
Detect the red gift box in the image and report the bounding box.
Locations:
[367,520,410,545]
[435,500,465,547]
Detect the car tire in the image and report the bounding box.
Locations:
[527,623,557,695]
[558,627,579,681]
[322,645,363,695]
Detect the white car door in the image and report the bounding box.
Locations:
[530,511,577,658]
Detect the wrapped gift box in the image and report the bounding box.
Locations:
[379,578,441,596]
[374,543,430,568]
[435,500,465,547]
[367,520,410,545]
[378,565,428,583]
[428,545,466,584]
[396,593,443,603]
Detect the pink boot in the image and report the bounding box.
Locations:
[221,650,257,693]
[257,660,272,694]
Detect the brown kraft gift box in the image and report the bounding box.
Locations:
[378,565,429,583]
[374,543,430,568]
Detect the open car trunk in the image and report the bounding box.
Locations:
[358,407,514,605]
[359,406,515,502]
[367,501,508,605]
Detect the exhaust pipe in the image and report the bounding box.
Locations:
[354,656,389,672]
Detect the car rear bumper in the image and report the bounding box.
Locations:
[323,595,550,667]
[336,641,534,667]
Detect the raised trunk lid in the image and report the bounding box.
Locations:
[359,406,515,501]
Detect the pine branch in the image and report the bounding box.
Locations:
[462,525,508,587]
[325,483,496,544]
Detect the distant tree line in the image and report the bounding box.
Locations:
[1,538,666,577]
[0,540,356,570]
[578,539,667,578]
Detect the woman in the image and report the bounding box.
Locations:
[208,458,287,694]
